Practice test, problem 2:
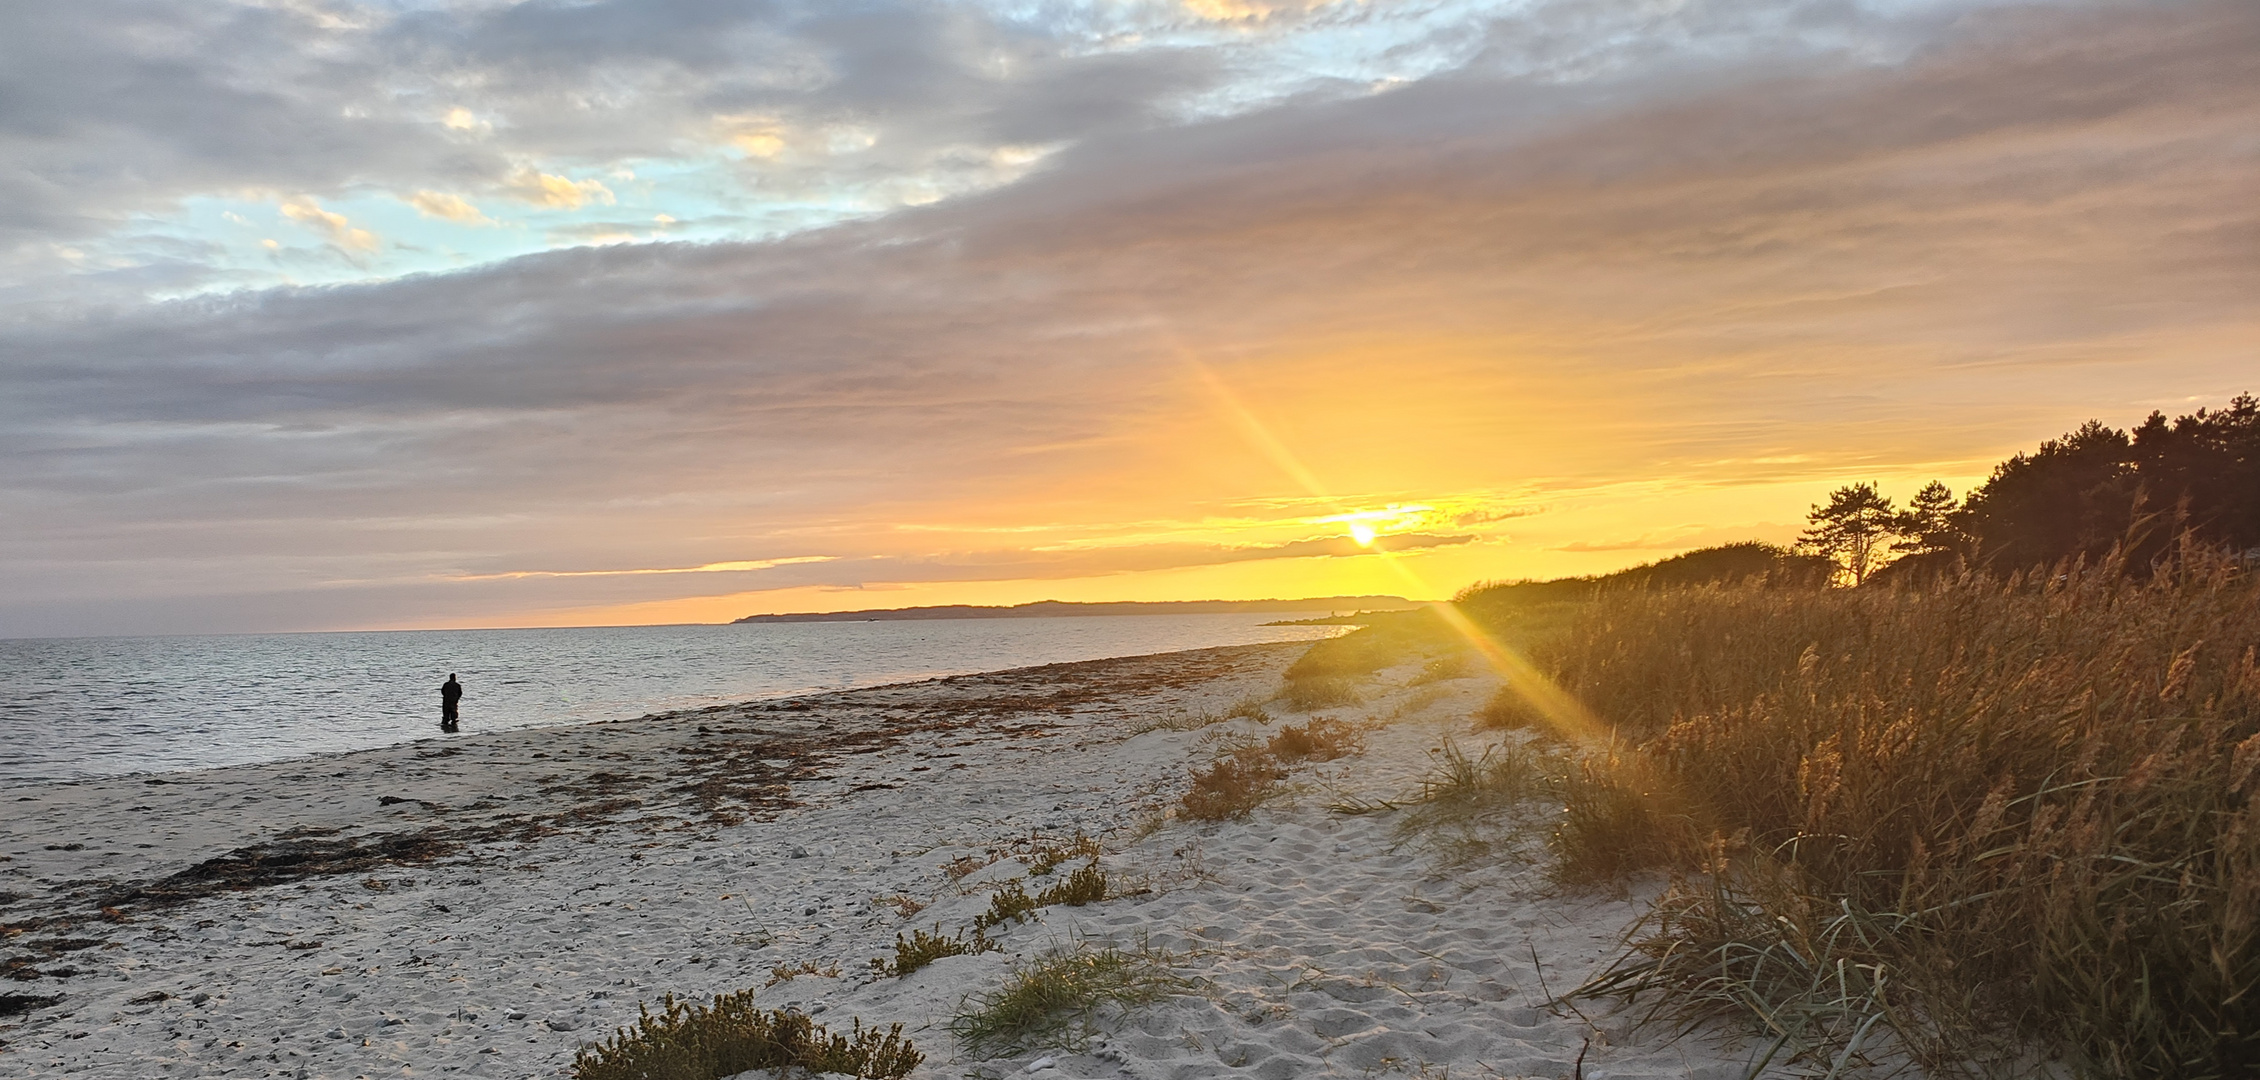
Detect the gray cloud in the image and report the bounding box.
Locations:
[2,0,2256,635]
[0,0,1229,300]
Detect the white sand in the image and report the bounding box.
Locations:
[2,642,1814,1079]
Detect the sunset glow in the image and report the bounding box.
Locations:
[1,0,2254,637]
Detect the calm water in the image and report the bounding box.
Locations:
[0,616,1338,783]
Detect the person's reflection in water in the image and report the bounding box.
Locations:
[440,673,463,733]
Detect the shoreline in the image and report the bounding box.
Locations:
[3,639,1812,1079]
[2,619,1345,787]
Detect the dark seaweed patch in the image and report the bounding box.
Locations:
[0,992,63,1017]
[106,831,461,908]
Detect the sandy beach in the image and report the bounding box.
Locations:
[3,642,1791,1079]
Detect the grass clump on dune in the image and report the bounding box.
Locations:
[1266,717,1363,762]
[1278,673,1361,710]
[1536,548,2260,1076]
[1180,720,1364,820]
[573,992,920,1080]
[1179,746,1284,821]
[974,861,1111,930]
[1392,738,1558,835]
[948,945,1181,1056]
[878,925,998,978]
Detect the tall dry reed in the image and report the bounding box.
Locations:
[1527,548,2260,1076]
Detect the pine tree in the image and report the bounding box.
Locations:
[1799,482,1898,586]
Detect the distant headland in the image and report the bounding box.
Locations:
[731,596,1416,624]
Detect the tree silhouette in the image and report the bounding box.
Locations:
[1894,480,1964,556]
[1799,483,1898,586]
[1953,393,2259,572]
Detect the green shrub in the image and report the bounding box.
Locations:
[573,993,919,1080]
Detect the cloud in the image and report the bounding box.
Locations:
[277,196,380,251]
[405,190,495,225]
[1,0,2256,634]
[507,171,615,209]
[0,0,1237,299]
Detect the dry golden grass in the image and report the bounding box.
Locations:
[1265,717,1363,762]
[573,993,919,1080]
[1178,747,1285,821]
[1526,548,2260,1076]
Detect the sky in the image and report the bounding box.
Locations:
[1,0,2254,638]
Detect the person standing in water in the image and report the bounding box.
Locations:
[440,673,463,732]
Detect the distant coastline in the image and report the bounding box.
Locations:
[731,596,1416,624]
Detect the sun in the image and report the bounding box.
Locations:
[1348,522,1378,546]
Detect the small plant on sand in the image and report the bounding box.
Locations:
[573,992,920,1080]
[1027,832,1102,876]
[878,893,926,919]
[764,960,842,987]
[1278,674,1361,711]
[1394,738,1557,836]
[877,925,997,977]
[974,881,1040,930]
[1222,696,1273,723]
[1033,860,1107,907]
[948,945,1181,1056]
[1178,746,1285,821]
[1265,718,1363,763]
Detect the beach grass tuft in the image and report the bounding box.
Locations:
[1265,717,1363,763]
[878,925,997,977]
[974,881,1041,930]
[764,959,841,987]
[572,992,920,1080]
[1393,738,1557,835]
[1277,674,1361,711]
[1035,860,1108,907]
[947,944,1181,1056]
[1027,833,1102,876]
[1179,747,1286,821]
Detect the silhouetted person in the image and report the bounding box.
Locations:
[440,673,463,732]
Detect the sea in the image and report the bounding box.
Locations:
[0,615,1342,784]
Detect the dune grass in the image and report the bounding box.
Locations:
[1518,548,2260,1076]
[948,945,1181,1056]
[1180,719,1367,820]
[1391,737,1557,835]
[572,992,920,1080]
[1178,745,1285,821]
[1265,716,1363,762]
[878,925,998,978]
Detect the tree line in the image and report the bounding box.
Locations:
[1801,393,2259,585]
